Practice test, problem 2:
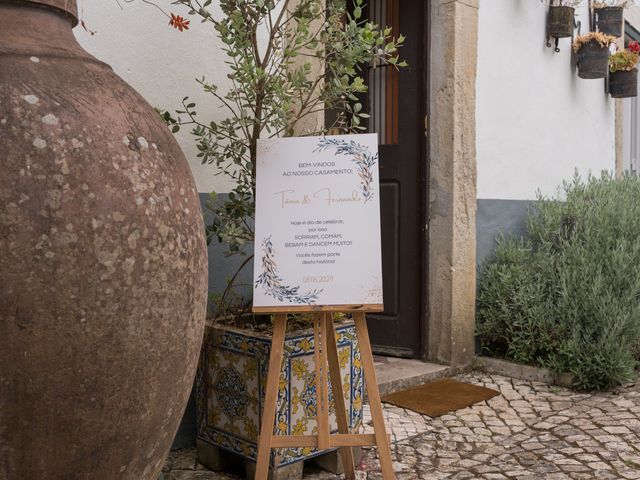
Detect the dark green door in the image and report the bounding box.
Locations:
[364,0,428,358]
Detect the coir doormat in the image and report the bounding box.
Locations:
[381,378,500,417]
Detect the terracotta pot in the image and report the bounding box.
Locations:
[548,6,575,39]
[610,69,638,98]
[576,40,610,79]
[595,6,624,38]
[0,1,208,479]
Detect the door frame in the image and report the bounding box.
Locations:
[426,0,479,369]
[420,0,431,360]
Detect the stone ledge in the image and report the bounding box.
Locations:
[475,356,573,387]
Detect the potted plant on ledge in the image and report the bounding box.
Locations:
[573,32,617,78]
[158,0,407,477]
[609,40,640,97]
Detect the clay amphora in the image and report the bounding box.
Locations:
[0,1,208,478]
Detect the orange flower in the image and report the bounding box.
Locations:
[169,13,190,32]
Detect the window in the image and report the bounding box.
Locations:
[365,0,400,145]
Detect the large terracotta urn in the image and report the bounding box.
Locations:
[0,1,208,478]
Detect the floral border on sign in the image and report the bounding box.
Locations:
[314,137,378,203]
[255,236,322,304]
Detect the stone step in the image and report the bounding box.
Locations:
[374,356,451,397]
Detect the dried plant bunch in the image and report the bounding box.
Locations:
[592,0,635,7]
[572,32,617,52]
[610,41,640,71]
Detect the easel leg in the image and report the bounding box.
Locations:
[313,314,330,450]
[354,312,395,480]
[325,313,356,480]
[255,314,287,480]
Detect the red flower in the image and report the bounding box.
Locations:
[629,41,640,54]
[169,13,190,32]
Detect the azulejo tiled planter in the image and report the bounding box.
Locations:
[196,319,364,469]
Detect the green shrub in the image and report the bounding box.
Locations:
[477,173,640,390]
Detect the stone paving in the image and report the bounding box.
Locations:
[163,372,640,479]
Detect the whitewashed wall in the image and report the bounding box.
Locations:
[625,6,640,33]
[74,1,241,193]
[622,7,640,173]
[476,0,616,201]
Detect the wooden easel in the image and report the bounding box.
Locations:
[253,309,395,480]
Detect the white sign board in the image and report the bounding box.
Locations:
[252,134,383,311]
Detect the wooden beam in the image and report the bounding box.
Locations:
[270,433,381,448]
[325,313,356,479]
[354,312,396,479]
[254,314,287,479]
[252,304,384,314]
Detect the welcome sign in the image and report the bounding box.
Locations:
[252,134,384,312]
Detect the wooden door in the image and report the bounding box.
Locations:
[364,0,427,358]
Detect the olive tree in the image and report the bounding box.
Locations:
[159,0,405,313]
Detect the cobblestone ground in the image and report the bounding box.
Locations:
[163,372,640,479]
